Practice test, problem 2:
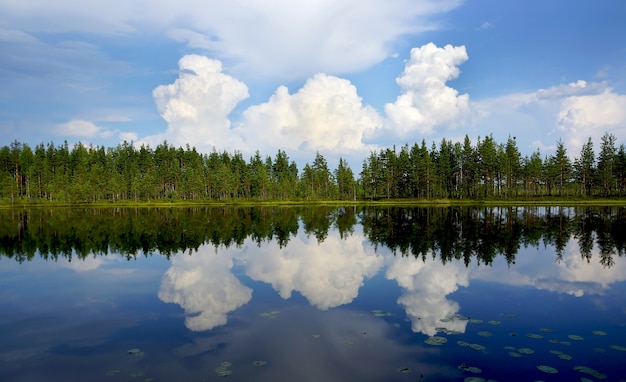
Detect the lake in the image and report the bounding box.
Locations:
[1,206,625,381]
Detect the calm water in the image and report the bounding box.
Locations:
[1,206,625,381]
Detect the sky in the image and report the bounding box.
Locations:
[1,0,625,168]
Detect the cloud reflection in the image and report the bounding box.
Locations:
[242,230,383,310]
[158,248,252,331]
[385,255,469,336]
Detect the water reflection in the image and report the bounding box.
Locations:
[385,256,469,336]
[158,248,252,331]
[2,206,626,337]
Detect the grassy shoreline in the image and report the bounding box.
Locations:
[2,197,626,209]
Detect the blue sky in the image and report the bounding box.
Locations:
[1,0,625,167]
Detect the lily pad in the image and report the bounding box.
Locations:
[253,361,267,366]
[128,348,142,355]
[469,343,485,351]
[487,320,501,325]
[574,366,607,379]
[539,328,553,333]
[549,350,563,355]
[568,334,584,341]
[549,339,571,345]
[259,311,280,319]
[526,333,544,339]
[508,352,521,358]
[477,331,492,337]
[610,344,626,351]
[425,336,447,345]
[105,370,120,376]
[220,361,232,368]
[215,368,232,377]
[440,314,469,322]
[344,340,354,345]
[592,330,607,336]
[504,346,516,351]
[469,319,483,324]
[463,378,485,382]
[311,334,320,339]
[595,347,606,353]
[558,353,572,360]
[537,365,558,374]
[457,341,470,347]
[518,348,534,355]
[129,371,145,378]
[458,364,482,373]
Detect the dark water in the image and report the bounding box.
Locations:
[1,206,625,381]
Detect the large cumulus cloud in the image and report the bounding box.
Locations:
[242,73,382,154]
[139,55,249,151]
[380,43,470,139]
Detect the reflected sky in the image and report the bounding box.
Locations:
[2,218,626,381]
[151,224,626,335]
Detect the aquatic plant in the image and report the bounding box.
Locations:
[536,365,558,373]
[525,333,543,339]
[517,348,534,355]
[259,311,280,319]
[610,344,626,351]
[458,364,482,373]
[424,336,447,345]
[574,366,606,379]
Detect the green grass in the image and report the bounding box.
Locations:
[2,196,626,209]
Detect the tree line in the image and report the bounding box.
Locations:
[1,132,625,203]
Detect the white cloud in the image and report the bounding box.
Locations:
[0,1,462,79]
[242,73,382,155]
[471,79,626,158]
[380,43,470,139]
[536,80,606,99]
[55,118,138,144]
[118,131,138,142]
[55,119,103,137]
[140,54,249,151]
[556,89,626,152]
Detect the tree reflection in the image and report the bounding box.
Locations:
[1,206,625,267]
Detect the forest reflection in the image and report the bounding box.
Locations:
[1,205,625,267]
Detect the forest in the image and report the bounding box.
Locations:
[1,132,625,203]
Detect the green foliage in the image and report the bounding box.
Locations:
[0,133,624,204]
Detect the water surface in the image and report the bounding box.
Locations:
[1,206,625,381]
